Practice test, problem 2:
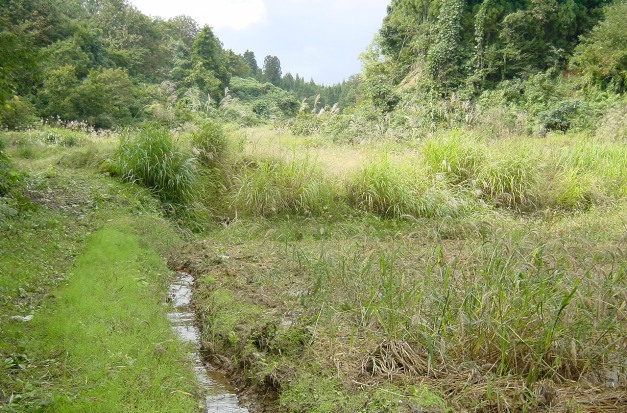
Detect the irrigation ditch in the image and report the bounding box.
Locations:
[168,272,250,413]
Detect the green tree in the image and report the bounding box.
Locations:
[0,31,38,102]
[262,55,282,86]
[225,50,250,78]
[425,0,464,89]
[38,65,80,119]
[192,26,230,97]
[165,15,200,49]
[243,50,259,78]
[74,68,133,127]
[571,0,627,93]
[376,0,611,93]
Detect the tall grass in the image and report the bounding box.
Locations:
[477,143,541,209]
[346,157,465,218]
[230,156,336,217]
[421,131,486,185]
[110,127,197,204]
[189,119,228,167]
[555,140,627,200]
[294,238,626,391]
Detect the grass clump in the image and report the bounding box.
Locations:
[477,143,541,209]
[346,157,462,218]
[109,127,197,204]
[189,119,228,167]
[230,156,336,217]
[421,130,486,185]
[556,140,627,200]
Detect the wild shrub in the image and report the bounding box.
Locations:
[109,127,197,204]
[189,120,228,167]
[0,96,37,131]
[537,101,581,133]
[230,157,335,217]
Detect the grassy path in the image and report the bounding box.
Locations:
[1,160,200,411]
[33,221,199,412]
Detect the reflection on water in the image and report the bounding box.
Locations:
[168,272,249,413]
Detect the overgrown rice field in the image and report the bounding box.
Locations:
[1,124,625,412]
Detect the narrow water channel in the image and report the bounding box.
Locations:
[168,272,250,413]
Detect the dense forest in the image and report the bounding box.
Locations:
[1,0,626,135]
[0,0,350,130]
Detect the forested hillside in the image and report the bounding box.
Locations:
[0,0,349,130]
[1,0,626,136]
[349,0,626,137]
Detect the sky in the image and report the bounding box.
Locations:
[127,0,391,85]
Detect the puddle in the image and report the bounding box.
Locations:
[168,272,249,413]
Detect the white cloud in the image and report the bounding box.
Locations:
[129,0,267,31]
[207,0,267,30]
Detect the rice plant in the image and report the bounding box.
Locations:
[109,127,197,204]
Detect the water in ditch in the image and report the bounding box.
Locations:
[168,272,249,413]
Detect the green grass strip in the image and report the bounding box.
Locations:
[35,221,199,412]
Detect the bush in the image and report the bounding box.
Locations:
[189,120,227,167]
[571,0,627,93]
[0,96,38,130]
[537,101,581,132]
[110,127,197,203]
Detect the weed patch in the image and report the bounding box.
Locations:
[109,127,197,204]
[230,156,336,217]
